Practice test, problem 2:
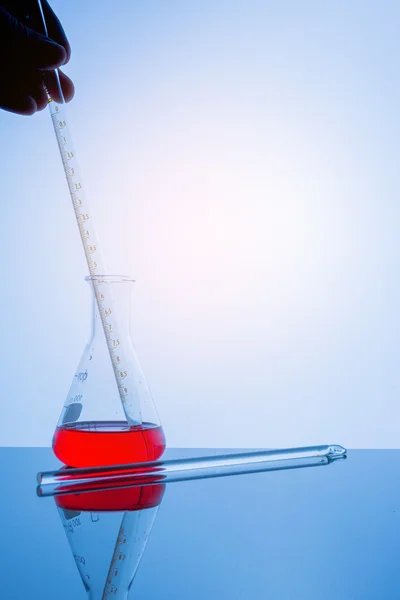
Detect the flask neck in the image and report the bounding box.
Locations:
[87,277,134,337]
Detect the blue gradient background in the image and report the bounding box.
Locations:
[1,1,400,447]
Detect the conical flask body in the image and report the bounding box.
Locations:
[53,275,165,467]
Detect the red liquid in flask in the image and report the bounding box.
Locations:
[53,421,166,467]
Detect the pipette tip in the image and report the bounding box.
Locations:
[327,445,347,461]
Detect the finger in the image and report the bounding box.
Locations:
[0,7,66,70]
[40,0,71,64]
[0,90,37,116]
[44,69,75,103]
[28,82,48,112]
[0,68,44,114]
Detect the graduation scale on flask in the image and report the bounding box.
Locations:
[36,1,165,467]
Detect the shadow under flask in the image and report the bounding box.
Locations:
[53,275,166,467]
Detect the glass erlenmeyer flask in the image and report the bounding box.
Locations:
[55,484,165,599]
[53,275,166,467]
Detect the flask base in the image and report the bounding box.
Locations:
[52,420,166,467]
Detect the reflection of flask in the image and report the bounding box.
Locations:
[56,484,165,599]
[53,275,165,467]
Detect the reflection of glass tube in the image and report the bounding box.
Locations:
[38,444,346,497]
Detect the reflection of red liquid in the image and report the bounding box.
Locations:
[55,483,165,512]
[53,421,166,468]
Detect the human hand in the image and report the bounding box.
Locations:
[0,0,74,115]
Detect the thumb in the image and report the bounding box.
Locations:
[0,7,66,70]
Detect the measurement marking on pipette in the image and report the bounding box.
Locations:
[102,524,129,600]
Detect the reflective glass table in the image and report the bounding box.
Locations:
[0,448,398,599]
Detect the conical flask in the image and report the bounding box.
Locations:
[55,484,165,599]
[53,275,166,467]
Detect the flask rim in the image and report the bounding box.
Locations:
[84,274,135,284]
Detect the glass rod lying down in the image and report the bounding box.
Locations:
[37,444,347,497]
